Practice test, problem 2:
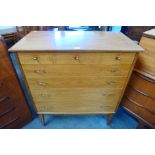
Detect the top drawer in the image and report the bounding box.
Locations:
[17,52,135,65]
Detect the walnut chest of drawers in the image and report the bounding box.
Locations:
[0,36,32,129]
[9,31,143,125]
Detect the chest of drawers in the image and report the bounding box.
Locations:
[122,71,155,128]
[0,36,32,129]
[122,29,155,128]
[9,31,143,125]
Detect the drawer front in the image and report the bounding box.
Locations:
[125,86,155,114]
[0,98,17,118]
[129,72,155,99]
[18,52,135,65]
[26,76,126,89]
[0,109,21,129]
[136,54,155,76]
[21,64,131,77]
[30,88,122,113]
[122,96,155,126]
[136,36,155,76]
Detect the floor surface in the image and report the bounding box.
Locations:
[23,108,139,129]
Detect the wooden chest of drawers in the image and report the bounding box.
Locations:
[0,36,32,129]
[122,71,155,128]
[122,29,155,128]
[9,31,143,125]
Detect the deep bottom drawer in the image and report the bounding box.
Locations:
[30,88,122,113]
[122,97,155,127]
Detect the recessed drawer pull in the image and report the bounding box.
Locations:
[137,73,155,83]
[115,56,121,60]
[110,69,117,73]
[106,81,116,85]
[37,82,48,86]
[0,96,10,103]
[40,94,50,97]
[125,96,155,115]
[102,93,113,96]
[0,107,16,117]
[0,116,20,129]
[129,85,155,100]
[34,70,46,74]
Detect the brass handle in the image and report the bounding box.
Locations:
[34,70,45,74]
[74,55,79,60]
[107,81,116,85]
[32,57,38,60]
[40,94,49,97]
[37,82,48,85]
[110,69,117,73]
[115,56,121,60]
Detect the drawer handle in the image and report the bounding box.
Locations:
[115,56,121,60]
[74,56,79,60]
[136,72,155,83]
[0,96,10,103]
[34,70,45,74]
[125,96,155,115]
[110,69,117,73]
[102,93,113,96]
[32,57,38,60]
[37,82,48,86]
[0,116,20,129]
[40,94,49,97]
[0,107,16,117]
[106,81,117,85]
[129,85,155,100]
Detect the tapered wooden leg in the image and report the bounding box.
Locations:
[39,114,45,126]
[136,121,144,129]
[107,114,113,125]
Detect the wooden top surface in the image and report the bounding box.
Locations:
[143,29,155,38]
[9,31,143,52]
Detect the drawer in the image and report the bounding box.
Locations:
[21,64,131,77]
[26,76,126,89]
[122,96,155,127]
[139,36,155,57]
[136,54,155,76]
[18,52,135,65]
[30,88,122,113]
[0,108,20,129]
[129,72,155,99]
[0,98,17,117]
[125,86,155,114]
[135,36,155,76]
